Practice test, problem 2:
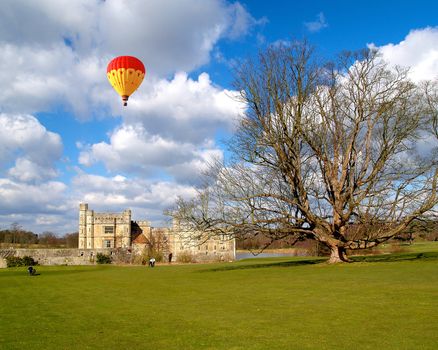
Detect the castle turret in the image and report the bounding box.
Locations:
[79,203,88,249]
[86,208,95,249]
[121,209,132,248]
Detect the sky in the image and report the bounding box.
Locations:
[0,0,438,234]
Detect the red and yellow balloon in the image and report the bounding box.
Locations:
[107,56,145,106]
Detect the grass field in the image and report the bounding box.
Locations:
[1,245,438,349]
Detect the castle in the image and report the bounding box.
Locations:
[78,203,235,262]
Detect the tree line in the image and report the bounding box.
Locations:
[237,218,438,251]
[0,223,78,248]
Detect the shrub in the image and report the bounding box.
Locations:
[6,256,23,267]
[177,251,195,263]
[96,253,112,264]
[22,256,37,266]
[6,256,37,267]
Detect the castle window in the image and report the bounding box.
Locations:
[104,240,111,248]
[104,226,114,234]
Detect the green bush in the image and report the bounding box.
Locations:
[96,253,112,264]
[6,256,22,267]
[6,256,37,267]
[22,256,37,266]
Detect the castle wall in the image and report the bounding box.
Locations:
[171,229,235,262]
[0,248,120,266]
[76,203,236,264]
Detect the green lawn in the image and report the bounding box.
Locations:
[1,249,438,349]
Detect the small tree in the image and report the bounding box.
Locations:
[144,229,169,262]
[96,253,112,264]
[169,41,438,263]
[64,232,79,248]
[38,232,63,247]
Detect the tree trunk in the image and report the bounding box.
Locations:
[328,246,351,264]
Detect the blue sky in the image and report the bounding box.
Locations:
[0,0,437,234]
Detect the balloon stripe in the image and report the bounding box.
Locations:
[107,56,145,74]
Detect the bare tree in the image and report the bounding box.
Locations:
[169,41,438,263]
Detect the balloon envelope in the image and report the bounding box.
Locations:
[107,56,145,106]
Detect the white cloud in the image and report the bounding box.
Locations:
[8,158,58,183]
[0,178,67,214]
[0,43,111,117]
[168,148,223,184]
[71,173,197,225]
[120,72,244,143]
[0,0,99,47]
[79,123,223,184]
[0,0,256,77]
[225,2,268,40]
[304,12,328,33]
[369,27,438,82]
[79,71,243,184]
[0,113,62,182]
[0,1,254,117]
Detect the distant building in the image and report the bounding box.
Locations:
[78,203,235,262]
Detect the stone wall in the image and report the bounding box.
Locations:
[0,248,126,267]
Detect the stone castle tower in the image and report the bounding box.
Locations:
[79,203,132,249]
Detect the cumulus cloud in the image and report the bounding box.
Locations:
[0,178,67,214]
[0,113,62,182]
[1,0,237,70]
[8,158,58,183]
[121,72,244,143]
[0,43,111,117]
[0,0,255,117]
[78,71,243,184]
[79,123,223,184]
[0,0,99,47]
[0,178,73,234]
[369,27,438,82]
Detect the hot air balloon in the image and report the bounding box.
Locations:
[107,56,145,106]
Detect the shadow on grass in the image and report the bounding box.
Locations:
[202,251,438,272]
[201,258,325,272]
[350,251,438,263]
